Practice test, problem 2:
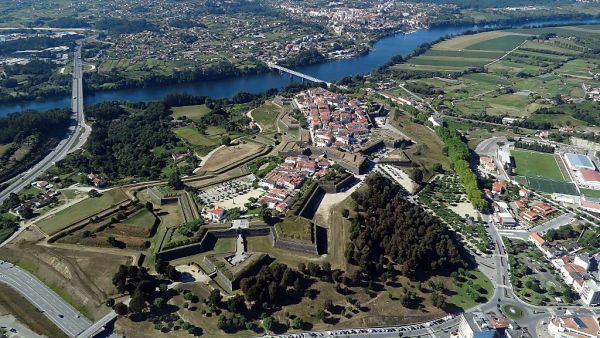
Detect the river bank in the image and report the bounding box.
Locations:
[2,16,600,117]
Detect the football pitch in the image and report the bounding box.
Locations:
[511,149,565,181]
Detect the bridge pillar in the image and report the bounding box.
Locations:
[301,78,305,84]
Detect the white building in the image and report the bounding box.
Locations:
[548,310,600,338]
[428,115,443,127]
[580,279,600,306]
[564,153,596,171]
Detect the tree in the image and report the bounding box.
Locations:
[169,172,184,190]
[107,236,118,247]
[291,317,303,329]
[19,206,34,219]
[262,316,274,332]
[166,265,181,281]
[145,201,153,212]
[128,294,146,315]
[153,297,165,309]
[208,289,222,308]
[88,189,100,198]
[105,298,115,307]
[410,168,423,184]
[430,291,446,308]
[113,302,128,316]
[221,136,232,146]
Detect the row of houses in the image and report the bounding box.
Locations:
[529,232,600,306]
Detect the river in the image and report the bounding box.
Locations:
[1,17,600,116]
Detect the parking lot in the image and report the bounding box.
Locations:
[197,175,255,205]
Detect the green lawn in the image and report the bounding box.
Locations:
[125,209,156,229]
[0,143,12,157]
[170,104,210,121]
[511,150,565,181]
[213,237,236,254]
[466,35,530,51]
[581,189,600,198]
[36,188,129,235]
[251,101,281,133]
[447,269,494,310]
[174,126,217,146]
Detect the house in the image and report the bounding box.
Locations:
[87,173,108,188]
[428,115,443,127]
[521,210,539,222]
[533,202,556,217]
[514,200,527,210]
[554,256,588,285]
[518,188,530,198]
[207,207,226,223]
[529,232,546,249]
[492,180,507,195]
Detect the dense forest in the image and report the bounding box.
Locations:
[436,127,488,211]
[0,108,71,144]
[60,102,178,179]
[0,108,71,182]
[279,49,326,68]
[347,174,464,278]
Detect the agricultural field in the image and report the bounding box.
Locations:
[511,150,565,181]
[170,104,211,122]
[36,188,129,236]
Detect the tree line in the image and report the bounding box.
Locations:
[436,127,488,211]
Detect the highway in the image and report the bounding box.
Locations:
[0,45,90,204]
[0,260,91,337]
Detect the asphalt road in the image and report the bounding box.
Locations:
[0,45,89,204]
[0,260,91,337]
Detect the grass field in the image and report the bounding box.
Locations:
[36,188,129,235]
[466,35,530,51]
[511,150,565,181]
[251,101,281,133]
[213,237,236,254]
[524,177,579,195]
[581,189,600,198]
[170,104,210,121]
[434,31,526,50]
[124,209,156,228]
[446,269,494,310]
[0,284,68,338]
[201,141,264,172]
[0,143,11,157]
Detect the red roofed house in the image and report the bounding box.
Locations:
[533,202,556,217]
[529,232,546,249]
[519,188,530,198]
[492,180,507,195]
[207,207,226,223]
[521,210,539,222]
